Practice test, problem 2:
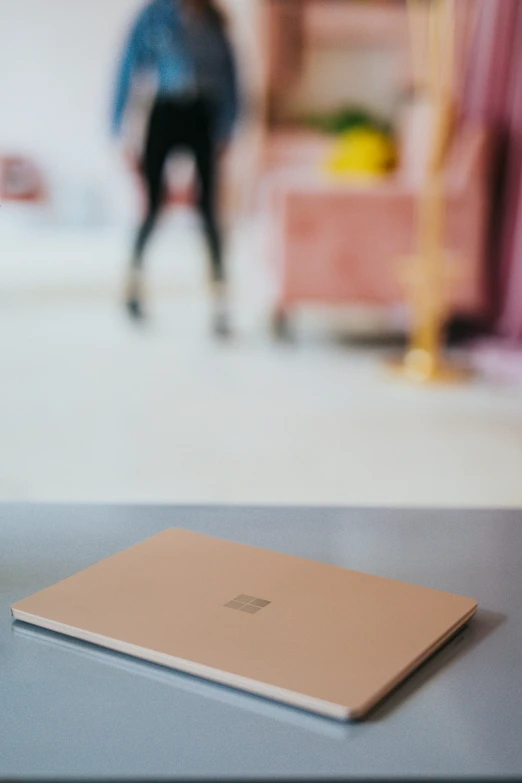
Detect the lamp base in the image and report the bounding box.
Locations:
[387,349,472,385]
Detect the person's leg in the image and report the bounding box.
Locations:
[126,102,170,319]
[191,104,229,336]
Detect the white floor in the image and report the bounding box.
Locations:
[1,221,521,507]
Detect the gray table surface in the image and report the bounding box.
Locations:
[1,504,521,780]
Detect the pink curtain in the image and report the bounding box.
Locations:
[465,0,522,342]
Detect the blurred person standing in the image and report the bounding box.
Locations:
[112,0,240,335]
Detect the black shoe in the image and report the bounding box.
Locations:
[126,297,145,322]
[213,310,231,339]
[271,309,291,341]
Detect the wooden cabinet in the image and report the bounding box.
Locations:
[260,0,412,130]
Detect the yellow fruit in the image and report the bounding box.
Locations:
[324,128,396,180]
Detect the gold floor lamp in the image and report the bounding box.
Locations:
[391,0,469,383]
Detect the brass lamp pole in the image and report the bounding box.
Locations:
[391,0,469,383]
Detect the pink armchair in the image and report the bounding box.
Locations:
[262,121,490,329]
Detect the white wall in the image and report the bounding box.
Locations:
[0,0,156,225]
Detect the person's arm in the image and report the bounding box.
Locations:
[111,8,149,137]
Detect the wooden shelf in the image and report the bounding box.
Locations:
[305,1,409,46]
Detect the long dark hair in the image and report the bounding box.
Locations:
[184,0,228,29]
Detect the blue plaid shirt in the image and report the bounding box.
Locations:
[112,0,239,144]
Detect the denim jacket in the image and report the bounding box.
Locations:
[112,0,240,144]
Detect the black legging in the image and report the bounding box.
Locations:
[133,96,224,283]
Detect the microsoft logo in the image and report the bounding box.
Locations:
[224,594,272,614]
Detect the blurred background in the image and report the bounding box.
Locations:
[0,0,521,508]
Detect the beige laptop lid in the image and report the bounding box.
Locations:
[11,528,477,720]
